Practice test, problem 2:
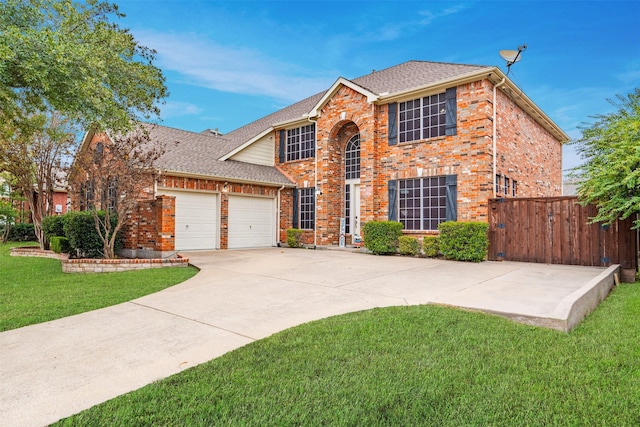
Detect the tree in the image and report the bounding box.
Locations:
[0,0,167,133]
[0,172,19,243]
[571,88,640,228]
[70,125,166,258]
[0,112,77,248]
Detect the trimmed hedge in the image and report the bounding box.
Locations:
[422,235,440,258]
[5,223,36,242]
[362,221,403,255]
[438,221,489,262]
[398,236,421,256]
[50,236,71,254]
[286,228,304,248]
[63,211,122,258]
[42,215,66,238]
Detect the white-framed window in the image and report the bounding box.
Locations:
[286,123,315,161]
[495,174,501,195]
[504,176,510,195]
[398,93,446,143]
[398,176,448,231]
[299,187,315,230]
[512,180,518,197]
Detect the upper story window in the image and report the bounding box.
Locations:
[286,123,315,161]
[345,134,360,180]
[399,93,446,143]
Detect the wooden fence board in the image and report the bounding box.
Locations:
[488,197,637,276]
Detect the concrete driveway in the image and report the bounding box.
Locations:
[0,248,616,427]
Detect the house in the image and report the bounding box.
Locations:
[74,60,568,257]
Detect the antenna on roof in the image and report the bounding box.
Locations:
[499,44,527,76]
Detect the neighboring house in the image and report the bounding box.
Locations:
[74,60,568,256]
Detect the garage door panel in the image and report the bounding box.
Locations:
[228,196,275,249]
[161,190,218,250]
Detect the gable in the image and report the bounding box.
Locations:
[228,132,275,166]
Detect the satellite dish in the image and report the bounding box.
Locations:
[499,44,527,74]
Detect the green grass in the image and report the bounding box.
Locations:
[0,242,199,332]
[56,281,640,426]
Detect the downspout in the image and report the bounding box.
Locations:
[307,115,319,249]
[276,184,285,246]
[493,77,507,198]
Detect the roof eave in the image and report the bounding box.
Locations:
[158,169,296,188]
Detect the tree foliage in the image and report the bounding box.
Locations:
[70,125,165,258]
[0,0,167,133]
[572,89,640,228]
[0,112,76,248]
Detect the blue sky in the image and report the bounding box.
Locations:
[116,0,640,173]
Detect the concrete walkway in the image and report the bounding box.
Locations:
[0,248,618,427]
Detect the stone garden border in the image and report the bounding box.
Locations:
[10,246,190,273]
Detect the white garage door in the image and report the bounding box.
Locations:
[160,190,218,250]
[228,196,275,249]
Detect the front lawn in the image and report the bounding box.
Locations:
[0,242,199,332]
[56,280,640,425]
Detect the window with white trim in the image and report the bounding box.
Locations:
[299,187,315,230]
[286,123,315,161]
[398,176,447,231]
[399,92,446,143]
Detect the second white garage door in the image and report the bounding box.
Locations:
[161,190,218,250]
[228,196,275,249]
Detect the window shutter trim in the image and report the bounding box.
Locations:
[445,87,457,136]
[388,180,398,221]
[445,174,457,221]
[292,188,299,229]
[279,130,286,163]
[388,102,398,146]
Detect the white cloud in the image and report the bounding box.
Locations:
[137,30,333,103]
[159,100,202,120]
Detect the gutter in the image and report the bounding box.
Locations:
[276,184,285,246]
[307,115,319,249]
[493,77,507,198]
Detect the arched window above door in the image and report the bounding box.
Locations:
[345,134,360,180]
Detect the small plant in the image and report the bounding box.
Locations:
[286,228,304,248]
[362,221,403,255]
[5,223,36,242]
[438,221,489,262]
[49,236,71,254]
[63,211,122,258]
[398,236,421,256]
[422,235,440,258]
[42,215,66,239]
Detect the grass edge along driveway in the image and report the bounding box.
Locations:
[57,280,640,426]
[0,242,199,332]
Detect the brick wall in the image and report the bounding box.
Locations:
[275,78,563,245]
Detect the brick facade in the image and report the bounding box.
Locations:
[277,78,562,246]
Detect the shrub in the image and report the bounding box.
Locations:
[438,221,489,262]
[42,215,66,238]
[362,221,403,255]
[286,228,304,248]
[398,236,421,256]
[63,211,122,258]
[6,223,36,242]
[422,235,440,258]
[49,236,71,254]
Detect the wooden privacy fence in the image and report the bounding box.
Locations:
[488,197,637,279]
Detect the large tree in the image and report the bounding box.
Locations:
[572,88,640,228]
[0,0,167,133]
[0,0,167,248]
[0,112,77,247]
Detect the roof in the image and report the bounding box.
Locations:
[80,60,567,185]
[148,125,295,186]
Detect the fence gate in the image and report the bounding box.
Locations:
[488,196,637,280]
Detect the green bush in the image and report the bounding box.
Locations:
[42,215,66,238]
[398,236,421,256]
[438,221,489,262]
[362,221,403,255]
[63,211,122,258]
[49,236,71,254]
[286,228,304,248]
[6,223,36,242]
[422,236,440,258]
